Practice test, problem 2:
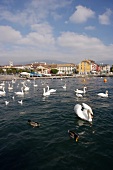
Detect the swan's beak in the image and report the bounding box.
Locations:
[91,114,93,118]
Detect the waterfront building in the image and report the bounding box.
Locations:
[56,63,76,75]
[78,60,92,74]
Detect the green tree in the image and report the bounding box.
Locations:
[110,65,113,72]
[50,69,58,74]
[0,68,4,74]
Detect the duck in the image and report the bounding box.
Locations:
[28,119,40,127]
[47,85,56,93]
[74,86,87,94]
[68,130,79,142]
[43,88,50,96]
[97,90,108,97]
[74,103,93,122]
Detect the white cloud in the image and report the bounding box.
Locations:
[84,26,95,30]
[57,31,113,62]
[0,0,72,25]
[69,5,95,23]
[0,23,55,47]
[31,23,53,34]
[0,26,113,65]
[20,23,55,46]
[0,26,22,43]
[99,9,112,25]
[57,32,103,48]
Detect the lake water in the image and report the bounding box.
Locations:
[0,77,113,170]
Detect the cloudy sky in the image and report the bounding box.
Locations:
[0,0,113,65]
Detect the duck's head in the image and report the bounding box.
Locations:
[75,135,79,142]
[35,122,40,127]
[28,119,31,123]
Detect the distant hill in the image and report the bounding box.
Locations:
[16,59,68,65]
[97,60,113,66]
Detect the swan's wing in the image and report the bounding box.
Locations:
[82,103,93,114]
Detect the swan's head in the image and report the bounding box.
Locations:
[106,90,108,94]
[87,109,93,119]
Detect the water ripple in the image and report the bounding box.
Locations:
[0,77,113,170]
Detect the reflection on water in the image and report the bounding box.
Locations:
[0,77,113,170]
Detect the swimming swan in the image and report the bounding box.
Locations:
[18,100,23,104]
[8,83,13,90]
[0,87,6,95]
[15,87,24,96]
[62,84,66,89]
[74,103,93,122]
[74,86,87,94]
[43,88,50,96]
[5,101,9,105]
[47,85,56,93]
[76,93,83,97]
[23,85,29,91]
[97,90,108,97]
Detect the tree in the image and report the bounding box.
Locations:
[50,69,58,74]
[0,68,4,74]
[110,65,113,72]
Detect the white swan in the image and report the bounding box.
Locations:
[8,83,13,90]
[47,85,56,93]
[0,81,5,86]
[76,93,83,97]
[62,84,66,89]
[33,80,38,87]
[0,87,6,95]
[97,90,108,97]
[15,87,24,96]
[74,103,93,122]
[34,84,38,87]
[23,85,29,91]
[18,100,23,104]
[12,96,15,100]
[43,88,50,96]
[74,86,87,94]
[0,85,3,89]
[5,101,9,105]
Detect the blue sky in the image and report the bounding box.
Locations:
[0,0,113,65]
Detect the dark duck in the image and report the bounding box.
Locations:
[28,119,40,127]
[68,130,79,142]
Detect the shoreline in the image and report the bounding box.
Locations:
[0,74,113,81]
